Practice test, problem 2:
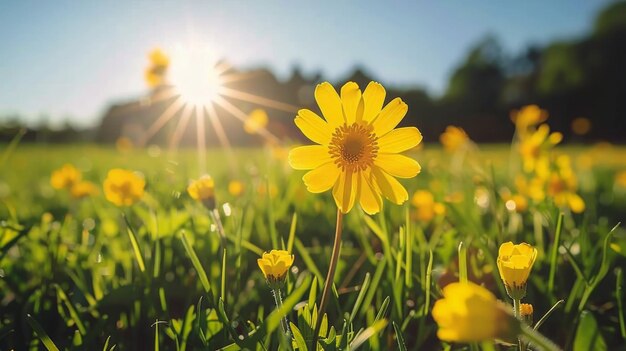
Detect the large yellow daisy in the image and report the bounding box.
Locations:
[288,81,422,214]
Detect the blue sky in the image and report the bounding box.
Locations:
[0,0,612,126]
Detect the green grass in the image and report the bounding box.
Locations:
[0,143,625,350]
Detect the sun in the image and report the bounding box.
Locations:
[169,45,223,107]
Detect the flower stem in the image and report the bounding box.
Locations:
[513,299,523,351]
[312,209,344,350]
[520,324,562,351]
[272,288,291,338]
[209,208,227,251]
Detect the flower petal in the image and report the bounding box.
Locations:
[315,82,344,128]
[378,127,423,153]
[294,109,332,145]
[289,145,331,170]
[359,171,382,215]
[568,193,585,213]
[375,154,421,178]
[371,167,408,204]
[361,81,386,122]
[371,97,408,137]
[302,162,341,193]
[340,82,362,125]
[333,169,358,213]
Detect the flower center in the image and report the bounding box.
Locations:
[329,123,378,171]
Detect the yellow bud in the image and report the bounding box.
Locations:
[50,164,81,190]
[497,242,537,299]
[257,250,294,288]
[187,175,216,209]
[432,282,520,343]
[103,169,145,207]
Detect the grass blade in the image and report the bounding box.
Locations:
[534,300,564,331]
[392,321,407,351]
[290,322,308,351]
[54,284,86,335]
[548,212,564,294]
[180,231,211,294]
[153,320,160,351]
[287,212,297,254]
[26,314,60,351]
[458,242,468,283]
[616,267,626,338]
[123,213,146,273]
[221,248,227,303]
[349,272,370,323]
[349,319,388,350]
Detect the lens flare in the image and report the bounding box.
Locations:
[170,46,223,106]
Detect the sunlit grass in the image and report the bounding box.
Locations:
[0,143,625,350]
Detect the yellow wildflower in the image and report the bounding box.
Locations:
[70,181,99,199]
[257,250,294,288]
[439,126,469,153]
[103,169,145,206]
[411,190,445,222]
[228,180,244,197]
[497,242,538,299]
[50,164,81,190]
[511,105,548,137]
[519,124,562,173]
[432,282,519,343]
[145,48,169,88]
[288,81,422,214]
[187,176,216,210]
[514,175,545,202]
[544,155,585,213]
[245,109,269,134]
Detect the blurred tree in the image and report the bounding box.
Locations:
[444,35,506,113]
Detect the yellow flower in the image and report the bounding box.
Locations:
[145,48,169,88]
[257,250,294,287]
[70,181,99,199]
[103,169,145,206]
[228,180,244,197]
[288,81,422,214]
[439,126,469,153]
[497,242,538,299]
[50,164,81,190]
[519,124,562,173]
[149,48,170,67]
[544,155,585,213]
[432,282,519,343]
[187,176,216,209]
[411,190,445,222]
[245,109,269,134]
[511,105,548,137]
[514,175,545,202]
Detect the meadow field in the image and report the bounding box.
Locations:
[1,137,625,351]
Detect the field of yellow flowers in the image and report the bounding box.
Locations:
[1,85,626,350]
